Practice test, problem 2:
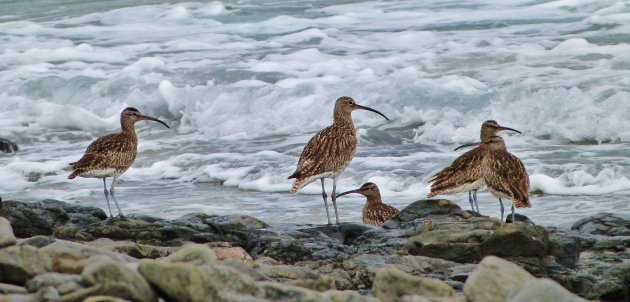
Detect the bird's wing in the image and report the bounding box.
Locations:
[428,147,487,197]
[290,125,356,179]
[71,134,136,170]
[483,151,531,208]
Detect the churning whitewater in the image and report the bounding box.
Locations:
[1,0,630,225]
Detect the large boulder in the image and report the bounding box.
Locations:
[138,244,263,302]
[372,267,457,302]
[81,256,157,302]
[0,217,16,247]
[507,278,588,302]
[0,245,51,285]
[464,256,534,302]
[479,224,549,258]
[572,213,630,236]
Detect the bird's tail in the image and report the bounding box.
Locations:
[67,170,80,179]
[513,197,531,209]
[289,178,311,194]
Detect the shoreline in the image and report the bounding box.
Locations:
[0,198,628,301]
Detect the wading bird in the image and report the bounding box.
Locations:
[288,97,389,225]
[428,120,520,213]
[68,107,169,218]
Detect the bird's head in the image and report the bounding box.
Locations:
[333,97,389,121]
[480,120,520,140]
[336,182,381,199]
[121,107,170,128]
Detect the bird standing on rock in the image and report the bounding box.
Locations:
[479,135,531,222]
[68,107,169,218]
[336,182,399,226]
[288,97,389,225]
[427,120,521,214]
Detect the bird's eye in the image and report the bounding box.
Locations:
[348,101,353,105]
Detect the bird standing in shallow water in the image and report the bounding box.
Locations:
[336,182,399,226]
[68,107,169,218]
[288,97,389,225]
[427,120,521,213]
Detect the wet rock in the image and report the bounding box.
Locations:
[0,217,16,247]
[410,242,481,263]
[81,256,157,302]
[0,245,51,285]
[383,199,470,230]
[464,256,534,302]
[0,283,27,294]
[572,213,630,236]
[40,239,137,264]
[548,234,579,268]
[18,235,55,248]
[372,267,457,302]
[479,224,549,258]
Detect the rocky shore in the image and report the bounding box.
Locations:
[0,197,628,302]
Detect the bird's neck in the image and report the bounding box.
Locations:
[121,120,137,137]
[333,112,355,129]
[366,195,383,205]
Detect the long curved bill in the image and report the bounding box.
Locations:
[336,189,361,198]
[454,142,481,151]
[139,115,170,128]
[354,104,390,121]
[498,126,521,134]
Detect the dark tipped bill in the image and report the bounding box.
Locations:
[454,142,481,151]
[498,126,521,134]
[354,104,390,121]
[140,115,170,128]
[336,189,361,198]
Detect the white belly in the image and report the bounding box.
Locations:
[79,168,118,178]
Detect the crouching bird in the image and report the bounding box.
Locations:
[336,182,399,226]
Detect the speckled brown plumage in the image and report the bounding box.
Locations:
[337,183,399,226]
[67,107,169,218]
[427,120,521,214]
[288,97,389,224]
[483,135,531,209]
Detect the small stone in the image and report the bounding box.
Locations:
[24,272,83,293]
[18,235,55,248]
[464,256,534,302]
[507,278,587,302]
[372,267,457,302]
[83,296,130,302]
[0,217,17,248]
[165,244,216,265]
[0,283,27,294]
[212,246,253,263]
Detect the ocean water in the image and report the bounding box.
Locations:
[1,0,630,226]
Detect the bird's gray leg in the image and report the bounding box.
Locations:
[511,204,515,223]
[468,191,475,212]
[331,177,340,224]
[109,177,125,218]
[499,198,504,223]
[474,189,480,213]
[321,179,332,225]
[102,178,114,218]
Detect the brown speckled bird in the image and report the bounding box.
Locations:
[427,120,520,213]
[288,97,389,225]
[481,135,531,222]
[336,182,399,226]
[68,107,169,218]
